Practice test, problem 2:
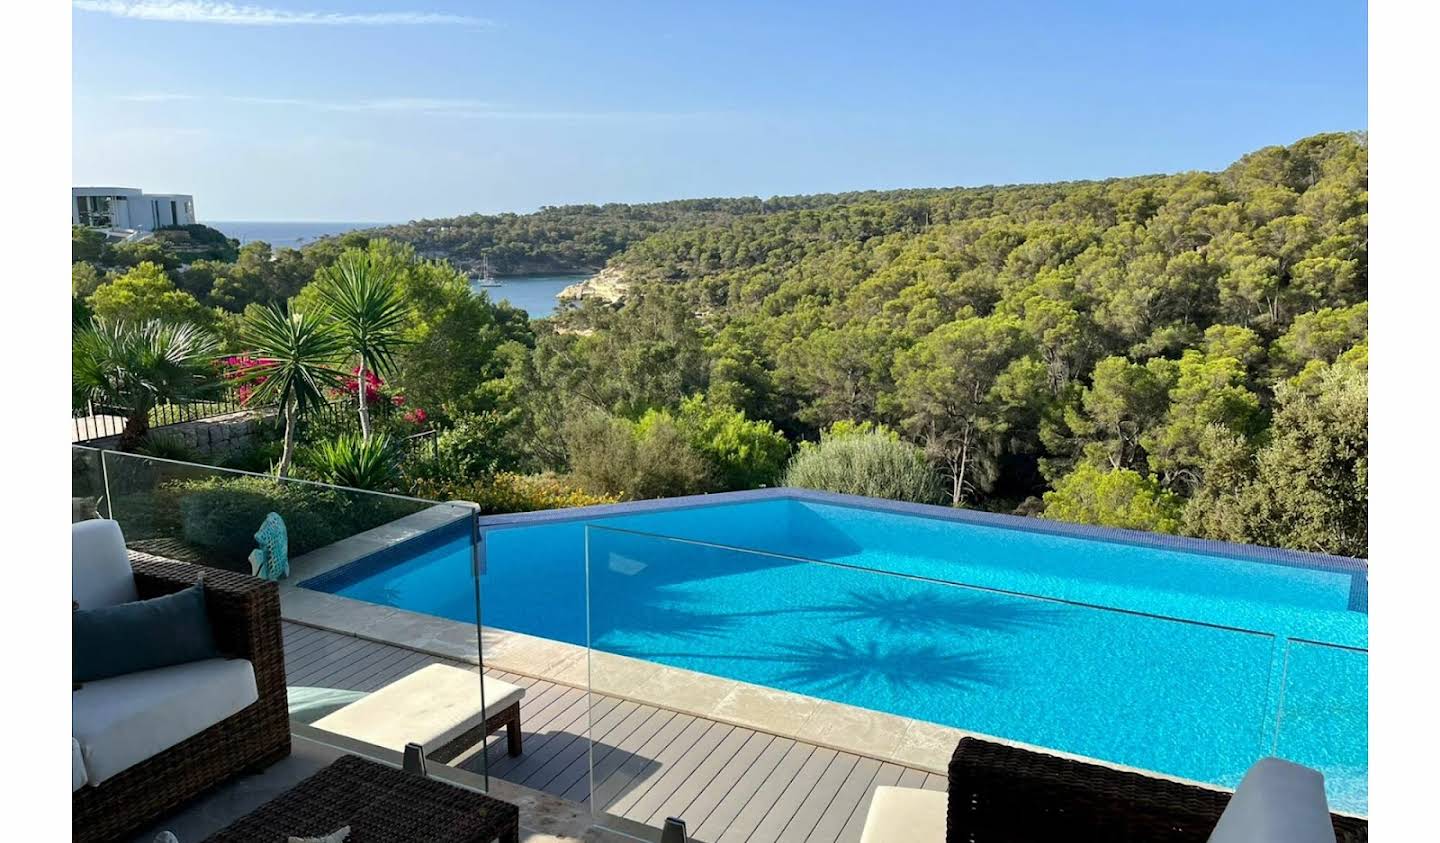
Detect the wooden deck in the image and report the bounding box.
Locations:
[282,621,946,843]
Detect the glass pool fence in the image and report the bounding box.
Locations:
[71,446,493,788]
[581,524,1368,837]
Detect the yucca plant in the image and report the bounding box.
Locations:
[236,303,348,477]
[299,432,402,492]
[72,319,220,452]
[134,433,200,463]
[316,250,409,441]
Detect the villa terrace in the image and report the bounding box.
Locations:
[71,447,1369,842]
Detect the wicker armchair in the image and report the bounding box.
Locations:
[72,553,291,843]
[946,737,1367,842]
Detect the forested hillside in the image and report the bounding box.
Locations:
[507,132,1368,556]
[364,190,959,275]
[71,132,1368,558]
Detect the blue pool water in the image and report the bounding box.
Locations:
[304,493,1368,812]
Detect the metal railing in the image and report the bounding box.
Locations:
[401,428,439,461]
[72,395,265,443]
[75,396,438,467]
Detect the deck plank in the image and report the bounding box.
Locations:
[540,700,653,798]
[593,712,702,813]
[523,699,640,793]
[805,756,881,842]
[487,687,592,778]
[834,762,905,843]
[603,717,716,816]
[625,721,738,824]
[641,725,757,827]
[774,751,859,842]
[896,768,929,789]
[715,742,817,843]
[560,707,675,803]
[670,730,775,832]
[690,736,796,842]
[510,696,624,789]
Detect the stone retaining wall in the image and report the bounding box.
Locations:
[86,409,276,458]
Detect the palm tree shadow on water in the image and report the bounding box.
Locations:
[769,636,1007,696]
[599,583,1075,696]
[596,578,1069,642]
[627,634,1008,696]
[807,583,1070,635]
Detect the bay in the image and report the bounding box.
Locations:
[473,274,587,319]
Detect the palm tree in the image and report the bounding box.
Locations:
[237,303,347,477]
[316,251,409,440]
[73,319,220,452]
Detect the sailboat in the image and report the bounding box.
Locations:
[474,258,502,288]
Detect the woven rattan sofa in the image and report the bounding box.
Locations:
[72,530,290,843]
[945,737,1368,842]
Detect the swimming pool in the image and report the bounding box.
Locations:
[302,489,1368,812]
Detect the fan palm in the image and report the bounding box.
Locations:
[72,319,220,452]
[237,303,348,477]
[316,251,409,440]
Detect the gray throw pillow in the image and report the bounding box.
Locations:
[73,582,221,683]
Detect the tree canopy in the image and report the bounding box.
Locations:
[492,131,1368,555]
[69,132,1369,555]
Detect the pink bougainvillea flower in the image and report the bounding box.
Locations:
[339,367,386,403]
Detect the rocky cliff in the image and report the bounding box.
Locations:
[558,265,629,304]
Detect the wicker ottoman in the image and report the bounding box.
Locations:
[202,755,519,843]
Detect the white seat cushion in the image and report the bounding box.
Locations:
[860,786,946,843]
[72,657,258,785]
[313,664,524,753]
[71,737,87,792]
[72,519,138,609]
[1209,757,1334,843]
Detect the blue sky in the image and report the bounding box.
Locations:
[72,1,1368,222]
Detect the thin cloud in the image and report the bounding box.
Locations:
[73,1,490,27]
[115,92,725,122]
[117,93,501,115]
[117,93,203,102]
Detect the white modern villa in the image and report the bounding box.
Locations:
[72,186,195,235]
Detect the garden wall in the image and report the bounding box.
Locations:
[87,409,276,459]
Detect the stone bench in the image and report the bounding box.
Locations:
[314,664,526,761]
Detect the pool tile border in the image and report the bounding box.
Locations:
[474,487,1368,577]
[290,502,476,586]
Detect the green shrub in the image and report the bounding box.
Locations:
[782,429,944,504]
[135,434,200,463]
[299,433,402,492]
[665,395,791,490]
[1042,463,1183,533]
[416,472,618,514]
[218,439,284,473]
[563,410,714,499]
[434,412,522,479]
[173,475,421,569]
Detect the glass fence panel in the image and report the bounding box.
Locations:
[1275,639,1369,814]
[584,525,1287,838]
[99,450,437,571]
[75,448,489,789]
[71,445,108,519]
